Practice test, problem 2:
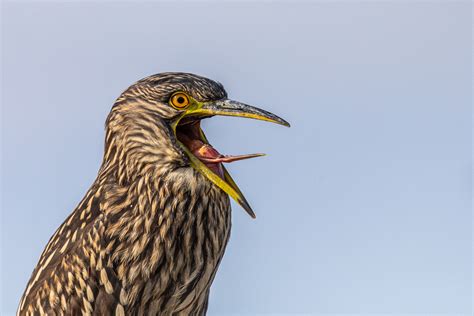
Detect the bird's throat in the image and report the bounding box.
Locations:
[176,126,225,179]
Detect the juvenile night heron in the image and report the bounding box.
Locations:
[18,72,289,315]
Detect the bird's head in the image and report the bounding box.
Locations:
[104,72,289,218]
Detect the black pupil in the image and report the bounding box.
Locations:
[177,96,185,104]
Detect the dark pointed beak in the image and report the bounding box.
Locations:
[198,99,290,127]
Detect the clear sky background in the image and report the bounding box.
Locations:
[1,1,472,315]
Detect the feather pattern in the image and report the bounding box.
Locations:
[18,73,232,315]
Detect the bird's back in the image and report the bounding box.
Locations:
[18,167,231,315]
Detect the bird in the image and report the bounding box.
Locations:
[17,72,289,315]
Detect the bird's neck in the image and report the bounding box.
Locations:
[100,105,187,186]
[92,166,231,300]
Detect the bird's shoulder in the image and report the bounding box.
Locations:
[18,183,125,315]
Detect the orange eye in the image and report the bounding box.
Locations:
[170,92,190,109]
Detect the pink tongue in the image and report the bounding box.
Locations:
[195,144,265,164]
[191,143,264,179]
[193,144,225,179]
[196,144,222,160]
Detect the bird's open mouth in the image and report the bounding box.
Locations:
[172,99,289,218]
[176,119,264,180]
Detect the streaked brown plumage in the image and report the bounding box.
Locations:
[18,72,289,315]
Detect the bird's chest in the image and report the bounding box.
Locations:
[113,175,232,314]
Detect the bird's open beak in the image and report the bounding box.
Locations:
[174,99,289,218]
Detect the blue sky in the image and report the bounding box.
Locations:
[1,1,472,315]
